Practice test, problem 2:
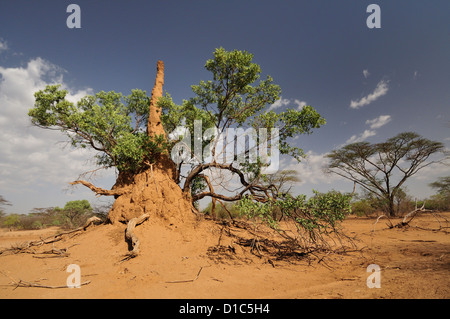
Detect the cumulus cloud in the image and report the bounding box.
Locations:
[268,96,290,111]
[342,115,392,146]
[294,99,307,110]
[345,129,377,145]
[0,57,97,190]
[350,79,389,109]
[283,151,338,186]
[268,96,308,111]
[365,114,392,129]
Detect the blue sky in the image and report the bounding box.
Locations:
[0,0,449,214]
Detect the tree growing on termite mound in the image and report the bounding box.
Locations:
[29,49,349,256]
[29,60,189,225]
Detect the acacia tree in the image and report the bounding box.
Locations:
[326,132,445,217]
[59,200,93,229]
[28,48,325,226]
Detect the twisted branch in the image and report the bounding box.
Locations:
[120,213,150,262]
[70,180,127,197]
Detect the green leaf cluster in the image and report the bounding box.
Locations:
[28,85,169,173]
[189,48,325,165]
[237,196,279,229]
[191,47,280,126]
[237,190,352,233]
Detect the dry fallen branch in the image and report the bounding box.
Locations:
[32,243,80,259]
[0,270,91,289]
[165,266,205,284]
[0,217,102,257]
[0,271,91,289]
[372,214,393,232]
[398,203,430,227]
[372,204,449,232]
[12,279,91,289]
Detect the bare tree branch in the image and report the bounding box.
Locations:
[70,180,128,197]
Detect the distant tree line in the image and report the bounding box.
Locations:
[0,199,110,230]
[351,176,450,217]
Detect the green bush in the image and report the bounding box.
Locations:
[202,201,240,220]
[2,214,21,229]
[351,200,376,217]
[237,190,353,232]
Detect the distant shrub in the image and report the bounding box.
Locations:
[202,201,240,220]
[351,200,376,217]
[2,214,21,229]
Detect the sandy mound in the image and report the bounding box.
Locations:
[107,159,191,225]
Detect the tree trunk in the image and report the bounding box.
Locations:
[388,195,396,218]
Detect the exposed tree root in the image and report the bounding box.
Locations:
[209,219,359,268]
[119,213,150,262]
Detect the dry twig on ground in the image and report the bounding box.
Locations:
[165,266,206,283]
[0,217,102,257]
[372,204,450,232]
[0,271,91,289]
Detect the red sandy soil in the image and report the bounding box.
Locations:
[0,212,449,299]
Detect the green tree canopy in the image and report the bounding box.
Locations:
[59,200,93,229]
[29,87,161,172]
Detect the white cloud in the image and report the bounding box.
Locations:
[365,114,392,129]
[350,79,389,109]
[294,99,307,110]
[268,96,290,111]
[341,114,392,146]
[363,69,370,79]
[0,57,98,190]
[284,151,338,186]
[268,96,308,111]
[345,129,377,144]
